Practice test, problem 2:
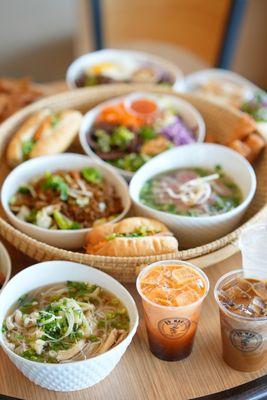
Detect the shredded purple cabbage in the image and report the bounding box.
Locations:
[161,116,196,145]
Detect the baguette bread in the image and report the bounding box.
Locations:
[85,217,178,257]
[6,109,82,167]
[6,109,51,167]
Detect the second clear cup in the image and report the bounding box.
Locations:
[136,260,209,361]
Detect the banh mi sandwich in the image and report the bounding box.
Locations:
[6,109,82,167]
[85,217,178,257]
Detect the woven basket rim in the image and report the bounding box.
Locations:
[0,84,266,270]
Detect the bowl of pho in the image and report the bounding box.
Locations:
[0,261,139,391]
[129,143,256,248]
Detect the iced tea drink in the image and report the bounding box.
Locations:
[215,270,267,371]
[136,260,209,361]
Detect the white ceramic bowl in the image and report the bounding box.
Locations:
[1,153,131,249]
[0,241,11,291]
[79,92,206,180]
[129,143,257,248]
[174,68,259,96]
[0,261,138,391]
[66,48,183,89]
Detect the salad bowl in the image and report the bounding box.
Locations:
[66,48,183,89]
[79,91,205,179]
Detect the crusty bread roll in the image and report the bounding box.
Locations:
[6,109,51,167]
[6,109,82,167]
[85,217,178,257]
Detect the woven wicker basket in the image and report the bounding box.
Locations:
[0,84,266,282]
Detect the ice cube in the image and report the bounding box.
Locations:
[248,296,265,317]
[224,284,252,301]
[218,289,235,306]
[234,304,254,317]
[236,278,254,294]
[252,282,267,301]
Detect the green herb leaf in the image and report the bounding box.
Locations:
[110,153,150,172]
[22,139,35,159]
[81,167,103,184]
[21,349,45,362]
[95,129,111,153]
[25,209,38,224]
[18,294,37,313]
[110,126,135,148]
[42,173,69,201]
[88,335,99,342]
[139,125,156,141]
[18,186,31,194]
[53,211,81,230]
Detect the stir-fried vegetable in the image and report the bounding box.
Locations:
[81,167,103,184]
[9,168,123,230]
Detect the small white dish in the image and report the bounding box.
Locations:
[1,153,131,249]
[129,143,257,248]
[79,92,206,180]
[174,68,259,98]
[0,260,139,391]
[66,48,183,89]
[0,241,11,291]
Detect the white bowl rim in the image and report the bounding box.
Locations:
[79,91,206,179]
[0,241,11,289]
[66,48,183,89]
[174,67,260,92]
[0,260,139,367]
[1,153,131,235]
[129,142,257,222]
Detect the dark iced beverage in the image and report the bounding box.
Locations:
[215,270,267,371]
[136,260,209,361]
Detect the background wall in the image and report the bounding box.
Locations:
[0,0,76,81]
[0,0,266,88]
[102,0,231,66]
[232,0,267,89]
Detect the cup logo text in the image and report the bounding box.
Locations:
[230,329,262,352]
[158,317,191,339]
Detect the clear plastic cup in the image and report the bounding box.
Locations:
[136,260,209,361]
[239,223,267,280]
[214,269,267,372]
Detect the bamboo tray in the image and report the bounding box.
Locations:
[0,84,266,282]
